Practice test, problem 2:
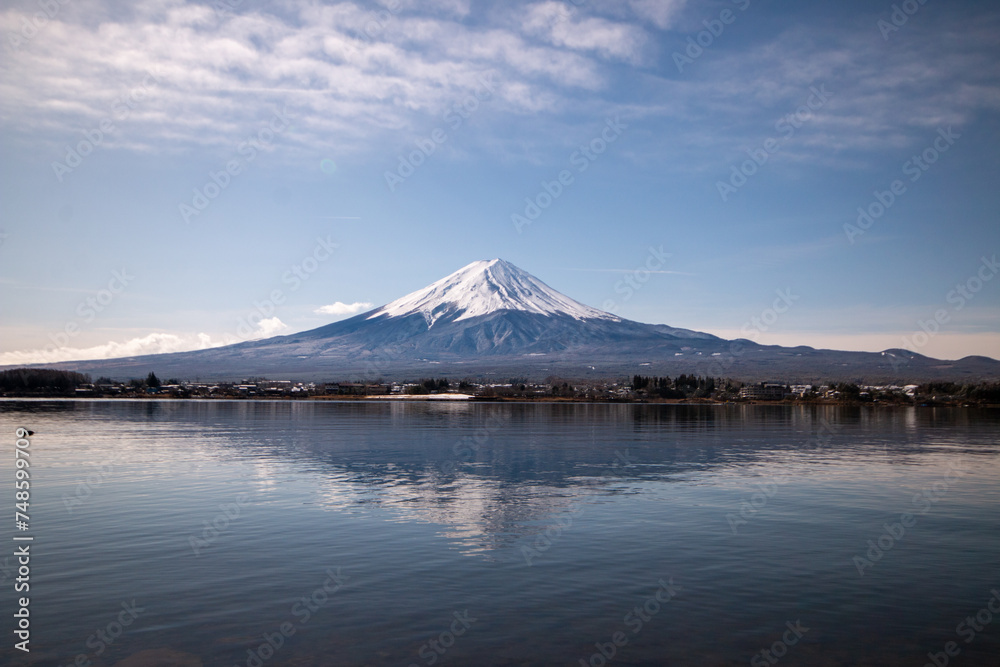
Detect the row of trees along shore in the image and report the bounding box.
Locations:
[2,368,999,405]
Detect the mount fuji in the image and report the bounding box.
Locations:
[34,259,1000,382]
[369,258,620,326]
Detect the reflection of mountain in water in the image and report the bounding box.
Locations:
[319,474,590,557]
[98,400,962,556]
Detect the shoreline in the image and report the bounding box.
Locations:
[1,394,997,408]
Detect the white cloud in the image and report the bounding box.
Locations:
[0,0,611,155]
[624,20,1000,171]
[255,317,289,337]
[628,0,686,29]
[521,2,647,64]
[1,0,997,170]
[315,301,374,316]
[392,0,472,17]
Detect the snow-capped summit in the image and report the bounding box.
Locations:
[366,258,620,327]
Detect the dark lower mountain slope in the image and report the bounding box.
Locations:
[38,309,1000,383]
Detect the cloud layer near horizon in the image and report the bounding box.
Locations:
[0,317,288,365]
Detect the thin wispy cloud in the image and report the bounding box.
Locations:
[520,2,649,64]
[628,0,686,29]
[0,317,290,365]
[2,1,996,169]
[0,332,222,366]
[0,0,606,155]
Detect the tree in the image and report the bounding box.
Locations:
[146,372,161,388]
[834,382,860,399]
[0,368,89,394]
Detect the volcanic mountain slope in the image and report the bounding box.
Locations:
[293,259,717,354]
[34,259,1000,382]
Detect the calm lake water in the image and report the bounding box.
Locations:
[1,400,999,667]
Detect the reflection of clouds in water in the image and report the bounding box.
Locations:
[310,469,596,557]
[245,459,283,493]
[94,401,974,561]
[156,400,650,558]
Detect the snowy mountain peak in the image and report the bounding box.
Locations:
[367,259,620,327]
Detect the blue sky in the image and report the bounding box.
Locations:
[1,0,998,365]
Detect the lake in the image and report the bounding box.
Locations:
[2,400,999,666]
